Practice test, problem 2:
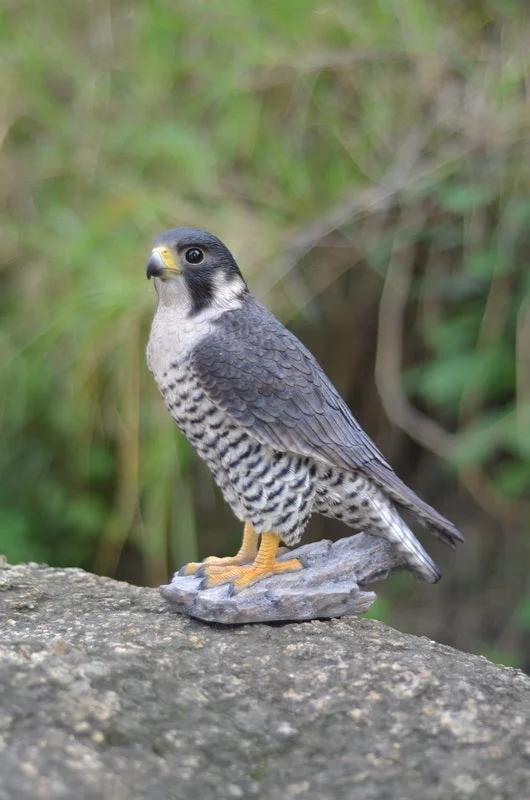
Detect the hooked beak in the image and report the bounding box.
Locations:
[146,246,181,280]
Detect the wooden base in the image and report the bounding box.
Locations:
[160,533,411,624]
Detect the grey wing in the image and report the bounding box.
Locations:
[191,297,463,547]
[191,297,390,473]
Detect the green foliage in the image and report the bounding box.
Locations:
[477,646,522,670]
[514,596,530,631]
[363,596,392,624]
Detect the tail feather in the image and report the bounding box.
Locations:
[370,492,442,583]
[366,462,464,549]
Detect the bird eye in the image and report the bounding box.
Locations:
[185,248,204,265]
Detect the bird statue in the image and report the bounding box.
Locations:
[146,227,463,595]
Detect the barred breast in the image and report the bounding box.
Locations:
[149,351,316,546]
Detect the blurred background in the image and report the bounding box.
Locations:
[1,1,529,670]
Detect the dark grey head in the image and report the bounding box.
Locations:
[146,227,248,314]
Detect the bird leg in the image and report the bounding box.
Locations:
[179,522,258,576]
[199,531,304,594]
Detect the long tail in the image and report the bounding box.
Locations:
[370,491,442,583]
[367,462,464,550]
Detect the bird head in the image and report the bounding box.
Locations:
[146,227,248,314]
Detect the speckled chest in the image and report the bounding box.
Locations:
[147,347,235,479]
[146,303,224,450]
[147,331,319,542]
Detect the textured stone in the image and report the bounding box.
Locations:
[1,560,529,800]
[161,533,399,623]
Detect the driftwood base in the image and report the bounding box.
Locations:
[159,533,408,624]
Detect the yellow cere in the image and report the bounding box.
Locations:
[153,246,178,271]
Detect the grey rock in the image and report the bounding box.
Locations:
[1,560,529,800]
[161,534,398,623]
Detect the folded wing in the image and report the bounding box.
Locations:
[192,296,463,547]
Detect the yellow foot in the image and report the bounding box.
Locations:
[179,561,203,576]
[179,554,254,577]
[199,557,303,594]
[178,522,258,576]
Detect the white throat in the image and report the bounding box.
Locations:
[146,272,246,380]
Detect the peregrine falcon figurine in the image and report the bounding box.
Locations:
[146,228,463,594]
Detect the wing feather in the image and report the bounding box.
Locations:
[191,296,389,472]
[191,296,463,547]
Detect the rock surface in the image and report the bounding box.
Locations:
[161,534,399,623]
[1,560,529,800]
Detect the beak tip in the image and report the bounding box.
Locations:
[146,248,180,280]
[146,251,165,280]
